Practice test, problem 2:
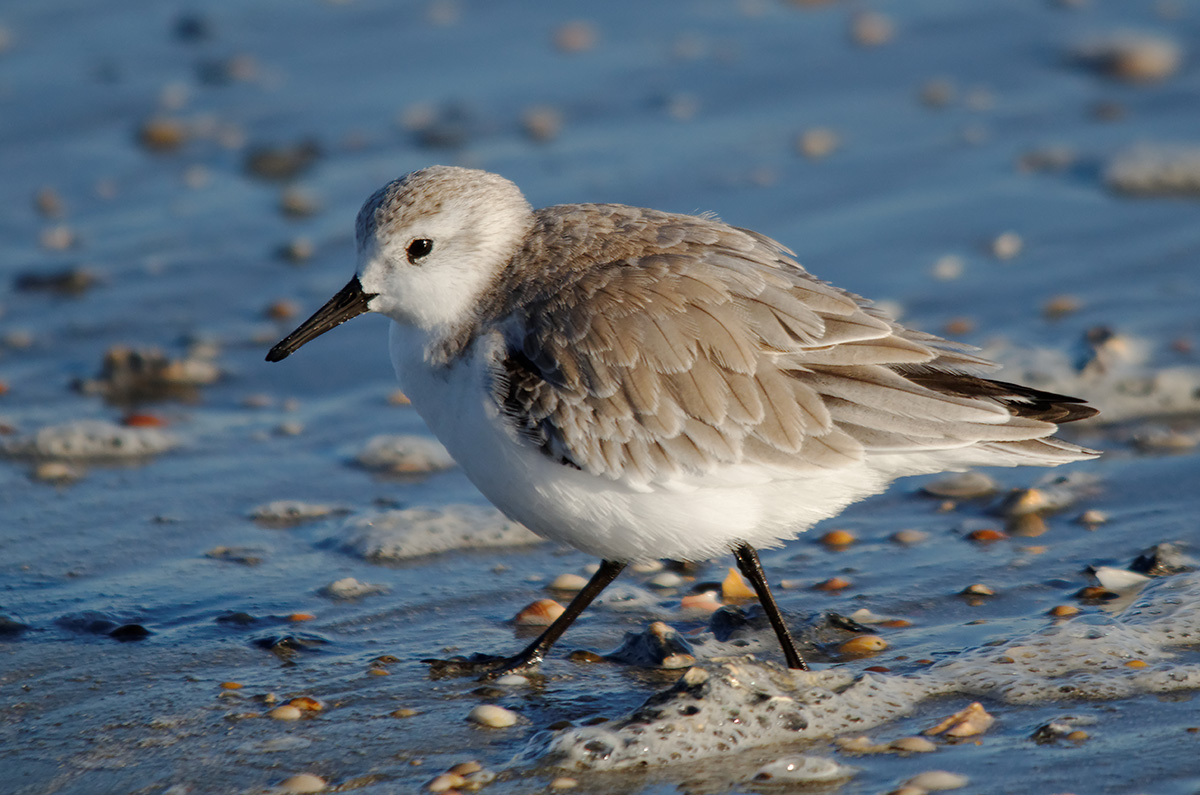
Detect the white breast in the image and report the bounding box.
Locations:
[387,322,909,562]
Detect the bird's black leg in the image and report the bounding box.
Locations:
[426,559,627,679]
[733,542,808,671]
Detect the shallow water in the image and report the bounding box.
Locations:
[3,1,1200,793]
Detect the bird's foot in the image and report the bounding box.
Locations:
[423,650,543,680]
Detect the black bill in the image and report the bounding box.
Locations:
[266,277,378,362]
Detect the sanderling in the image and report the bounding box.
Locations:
[268,166,1097,674]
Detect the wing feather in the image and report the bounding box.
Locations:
[491,204,1095,488]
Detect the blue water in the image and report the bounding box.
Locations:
[3,1,1200,793]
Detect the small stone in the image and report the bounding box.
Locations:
[549,777,579,790]
[821,529,856,547]
[138,117,188,152]
[923,472,997,499]
[391,708,419,718]
[679,591,722,612]
[904,770,969,791]
[1066,730,1089,741]
[266,299,298,320]
[1094,566,1151,591]
[966,528,1007,544]
[838,635,887,657]
[279,774,326,793]
[515,598,565,626]
[522,106,563,142]
[279,237,315,263]
[990,231,1023,260]
[553,21,597,53]
[320,577,388,600]
[752,755,855,783]
[850,11,893,47]
[1124,659,1149,669]
[960,583,994,596]
[467,704,518,728]
[462,769,497,788]
[647,571,683,589]
[630,560,664,574]
[890,736,938,753]
[447,761,482,776]
[1073,32,1182,83]
[999,488,1051,517]
[493,674,529,686]
[1077,509,1108,526]
[33,461,81,483]
[891,529,928,545]
[722,568,756,599]
[814,576,852,591]
[1008,514,1048,538]
[427,773,465,793]
[923,702,994,738]
[549,573,588,592]
[930,255,964,281]
[288,696,322,712]
[268,705,303,721]
[1044,294,1081,320]
[1049,604,1080,617]
[919,78,955,108]
[796,128,839,159]
[220,681,243,690]
[280,186,320,218]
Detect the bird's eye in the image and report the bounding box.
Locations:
[406,238,433,263]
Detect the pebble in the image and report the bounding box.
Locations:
[1093,566,1151,591]
[820,529,856,547]
[990,231,1023,260]
[722,568,756,599]
[1044,294,1081,320]
[33,461,81,483]
[288,696,322,712]
[752,755,855,783]
[960,583,994,596]
[1049,604,1080,617]
[279,774,326,793]
[630,560,664,574]
[268,704,303,721]
[279,186,320,218]
[279,237,315,263]
[930,254,964,281]
[522,106,563,142]
[1072,32,1182,82]
[679,590,723,612]
[467,704,518,728]
[391,708,419,718]
[493,674,529,686]
[647,571,684,589]
[427,773,464,792]
[838,635,888,657]
[814,577,851,591]
[138,117,188,152]
[549,777,579,790]
[904,770,969,791]
[553,21,597,53]
[850,11,894,47]
[321,577,389,600]
[355,434,455,474]
[1077,509,1108,526]
[966,528,1007,544]
[891,529,929,546]
[923,471,997,499]
[890,736,938,753]
[795,127,840,159]
[1008,514,1047,537]
[515,598,565,626]
[549,573,589,592]
[923,702,994,738]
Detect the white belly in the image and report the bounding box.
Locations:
[389,324,898,562]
